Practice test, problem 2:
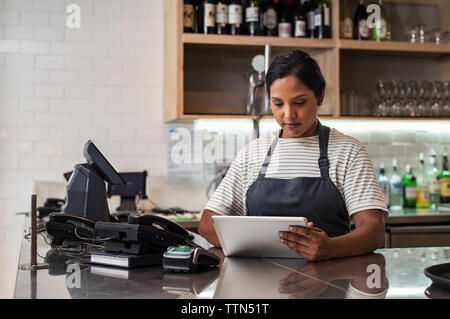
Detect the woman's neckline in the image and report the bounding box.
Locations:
[272,130,319,140]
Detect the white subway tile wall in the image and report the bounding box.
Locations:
[0,0,206,299]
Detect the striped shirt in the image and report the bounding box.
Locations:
[205,128,388,218]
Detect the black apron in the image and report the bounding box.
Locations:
[246,121,350,238]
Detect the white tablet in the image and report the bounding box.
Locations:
[211,215,308,258]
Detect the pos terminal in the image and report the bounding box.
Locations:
[63,140,126,222]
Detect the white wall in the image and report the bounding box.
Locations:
[0,0,210,298]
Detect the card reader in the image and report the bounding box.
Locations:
[162,245,220,273]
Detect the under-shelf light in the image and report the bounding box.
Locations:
[195,119,254,133]
[194,118,450,135]
[260,118,450,134]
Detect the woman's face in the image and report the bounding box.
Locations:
[269,75,323,138]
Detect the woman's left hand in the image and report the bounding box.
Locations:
[279,222,336,262]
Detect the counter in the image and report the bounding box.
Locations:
[385,207,450,247]
[387,207,450,226]
[14,222,450,299]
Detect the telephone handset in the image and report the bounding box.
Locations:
[46,212,97,245]
[128,213,191,240]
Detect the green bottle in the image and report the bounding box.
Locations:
[402,164,417,208]
[440,153,450,203]
[371,0,388,41]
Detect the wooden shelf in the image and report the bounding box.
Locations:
[180,114,259,120]
[164,0,450,122]
[183,35,450,56]
[173,115,450,121]
[166,114,342,122]
[338,116,450,120]
[339,39,450,56]
[182,33,336,49]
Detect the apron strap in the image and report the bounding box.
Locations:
[259,130,281,177]
[317,121,330,179]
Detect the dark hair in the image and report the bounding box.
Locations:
[265,50,326,99]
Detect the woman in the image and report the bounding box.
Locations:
[199,50,387,262]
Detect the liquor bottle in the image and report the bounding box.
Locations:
[203,0,217,34]
[294,0,307,38]
[228,0,243,35]
[416,153,430,208]
[216,0,229,34]
[262,0,279,36]
[372,0,388,41]
[440,152,450,203]
[427,150,441,210]
[278,0,292,38]
[246,0,260,36]
[389,158,402,210]
[340,0,353,39]
[378,164,391,210]
[353,0,369,40]
[306,0,315,38]
[184,0,195,33]
[402,165,417,208]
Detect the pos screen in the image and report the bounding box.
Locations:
[83,140,125,185]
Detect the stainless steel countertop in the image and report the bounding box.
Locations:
[14,225,450,299]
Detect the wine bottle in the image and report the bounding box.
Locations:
[321,0,331,38]
[305,0,315,38]
[194,0,203,33]
[314,0,330,39]
[440,152,450,203]
[246,0,260,36]
[203,0,216,34]
[262,0,279,36]
[228,0,243,35]
[353,0,369,40]
[278,0,292,38]
[216,0,229,34]
[340,0,352,39]
[294,0,307,38]
[372,0,388,41]
[314,0,322,39]
[184,0,195,33]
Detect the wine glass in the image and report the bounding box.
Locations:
[373,80,388,117]
[414,80,428,117]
